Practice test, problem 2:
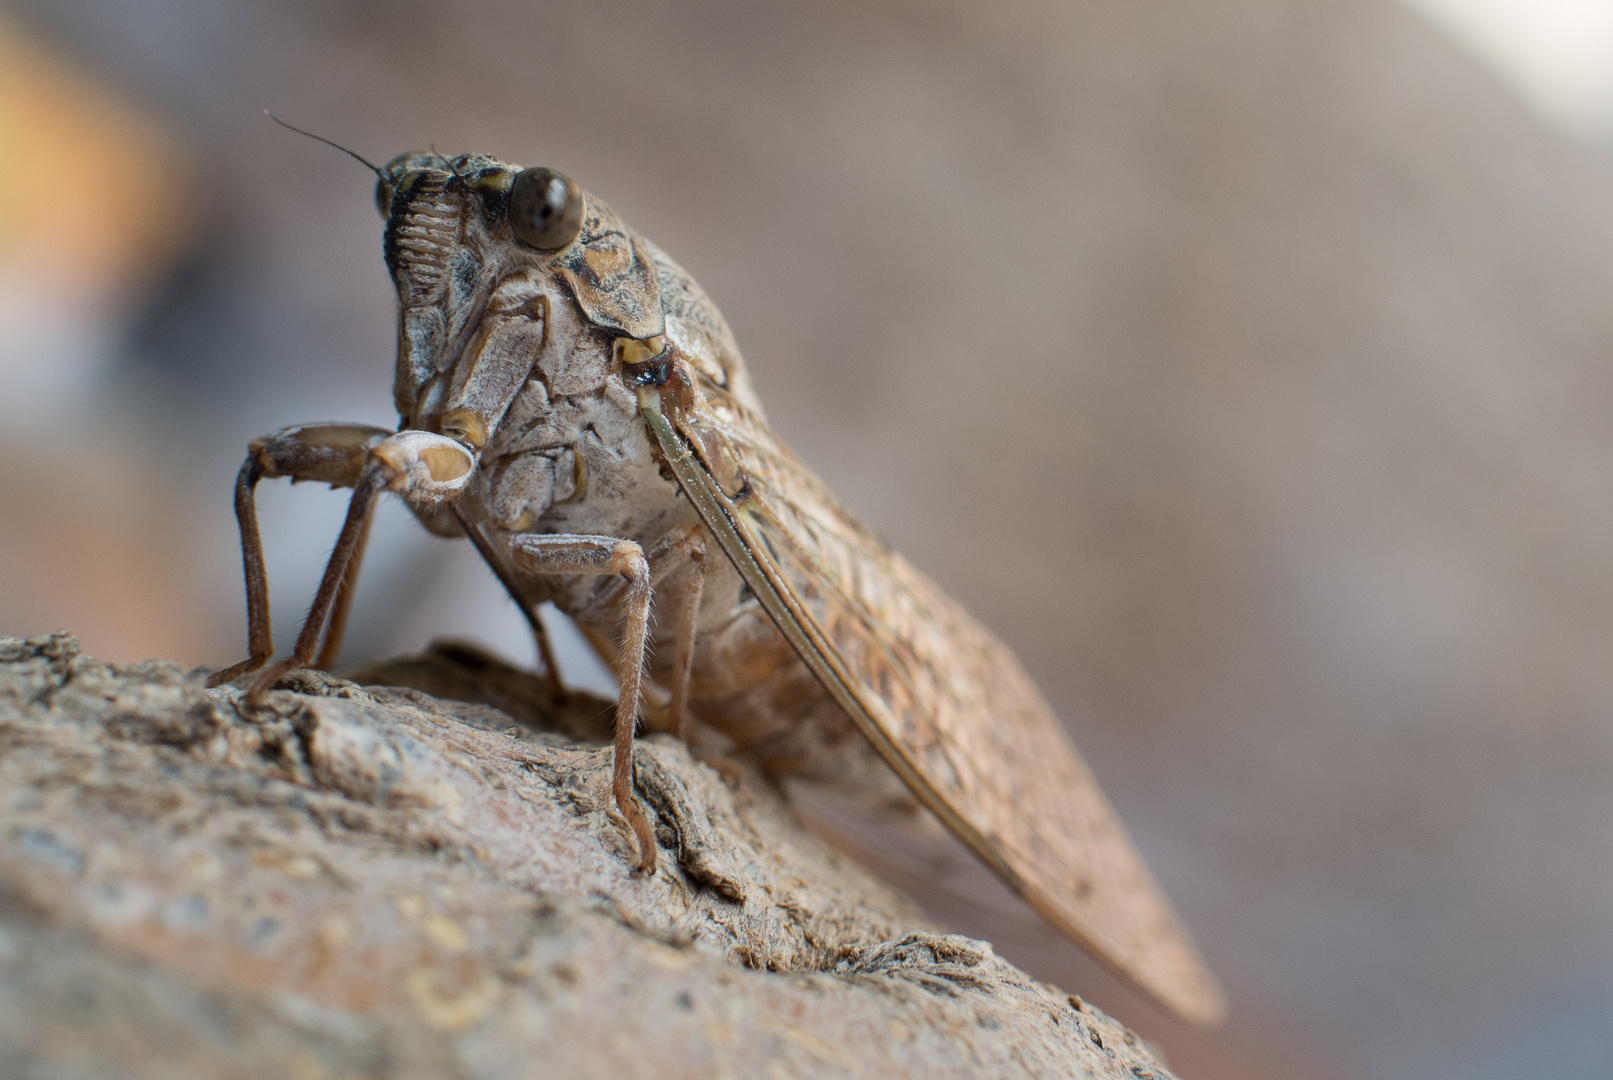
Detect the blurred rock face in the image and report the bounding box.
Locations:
[6,0,1613,1077]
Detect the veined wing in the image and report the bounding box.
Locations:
[638,379,1226,1026]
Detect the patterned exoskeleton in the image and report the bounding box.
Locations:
[212,150,1225,1026]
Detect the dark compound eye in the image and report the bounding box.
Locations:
[376,152,430,217]
[375,176,396,217]
[377,169,423,218]
[508,167,583,251]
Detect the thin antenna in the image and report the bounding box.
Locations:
[264,111,383,178]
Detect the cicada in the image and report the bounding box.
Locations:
[211,147,1225,1026]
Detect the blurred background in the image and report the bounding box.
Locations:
[4,0,1613,1075]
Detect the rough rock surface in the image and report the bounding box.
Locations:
[0,631,1176,1079]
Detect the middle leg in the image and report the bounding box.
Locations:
[451,504,565,701]
[572,521,707,741]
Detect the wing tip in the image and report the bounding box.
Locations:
[1097,932,1228,1028]
[1158,966,1228,1029]
[1027,885,1229,1028]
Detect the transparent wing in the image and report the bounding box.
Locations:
[640,379,1226,1026]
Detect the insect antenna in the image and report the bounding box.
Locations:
[264,111,383,179]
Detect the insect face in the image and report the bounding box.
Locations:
[376,153,665,451]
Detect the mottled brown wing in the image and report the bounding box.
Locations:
[639,382,1226,1026]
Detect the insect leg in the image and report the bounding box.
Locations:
[245,465,391,701]
[450,505,565,700]
[242,430,477,702]
[209,456,273,687]
[509,534,659,873]
[569,523,707,739]
[646,524,705,742]
[313,498,377,671]
[210,422,392,687]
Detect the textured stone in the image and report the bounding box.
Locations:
[0,631,1175,1079]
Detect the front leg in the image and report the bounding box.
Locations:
[210,423,391,687]
[509,534,660,873]
[239,431,477,702]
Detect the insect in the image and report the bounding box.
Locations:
[211,142,1226,1026]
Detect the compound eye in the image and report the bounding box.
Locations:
[377,152,438,217]
[375,176,396,217]
[376,153,418,217]
[508,167,583,251]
